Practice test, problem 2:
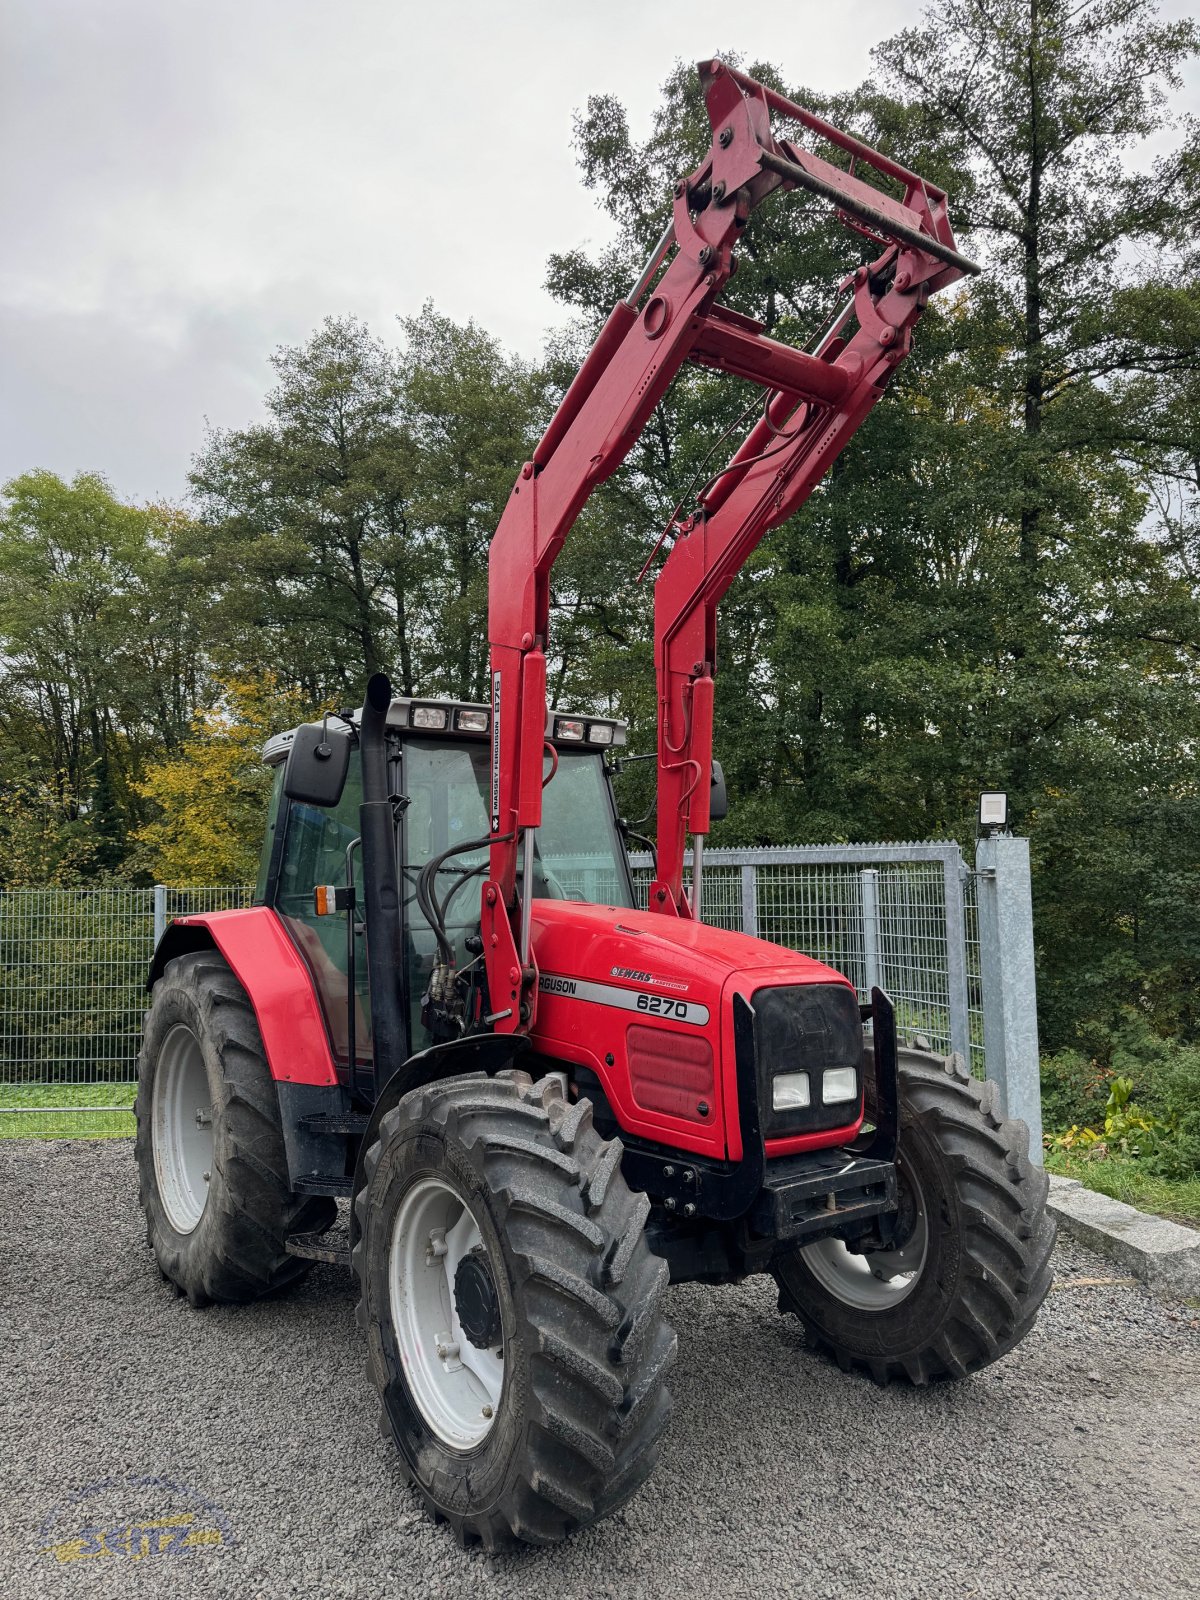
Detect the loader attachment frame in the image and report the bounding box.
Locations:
[484,59,975,1032]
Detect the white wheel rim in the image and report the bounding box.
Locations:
[388,1177,505,1449]
[800,1161,929,1311]
[151,1023,214,1235]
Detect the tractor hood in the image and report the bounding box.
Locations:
[529,899,845,993]
[527,900,856,1161]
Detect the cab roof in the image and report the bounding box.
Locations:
[262,695,627,767]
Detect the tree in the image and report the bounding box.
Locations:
[871,0,1200,1044]
[552,16,1200,1048]
[134,675,310,886]
[399,306,548,701]
[0,470,207,877]
[189,317,416,700]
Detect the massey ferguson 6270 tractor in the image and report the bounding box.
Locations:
[136,62,1054,1548]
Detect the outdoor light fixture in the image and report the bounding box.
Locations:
[978,790,1009,837]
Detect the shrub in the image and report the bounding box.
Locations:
[1042,1014,1200,1181]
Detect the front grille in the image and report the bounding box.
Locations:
[626,1024,715,1126]
[753,981,862,1137]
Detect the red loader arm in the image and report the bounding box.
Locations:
[484,59,976,1031]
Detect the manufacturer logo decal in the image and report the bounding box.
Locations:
[541,972,709,1025]
[39,1475,234,1566]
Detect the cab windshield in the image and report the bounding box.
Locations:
[402,741,634,913]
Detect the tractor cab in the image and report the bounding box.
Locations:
[258,697,633,1097]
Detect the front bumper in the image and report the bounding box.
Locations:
[749,1149,896,1242]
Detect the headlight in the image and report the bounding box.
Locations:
[753,982,864,1137]
[772,1071,811,1112]
[456,708,489,733]
[555,718,584,741]
[822,1066,858,1105]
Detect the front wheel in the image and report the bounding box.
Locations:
[353,1070,675,1549]
[773,1047,1055,1384]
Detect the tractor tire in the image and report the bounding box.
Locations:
[772,1046,1055,1384]
[353,1069,676,1549]
[134,950,336,1306]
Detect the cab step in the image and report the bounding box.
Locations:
[297,1112,369,1136]
[285,1227,351,1267]
[293,1174,355,1198]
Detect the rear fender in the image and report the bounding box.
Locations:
[148,908,338,1087]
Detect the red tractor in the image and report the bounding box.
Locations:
[136,62,1053,1549]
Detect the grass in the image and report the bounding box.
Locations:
[1045,1149,1200,1228]
[0,1081,136,1139]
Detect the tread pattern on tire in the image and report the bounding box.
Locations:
[776,1046,1056,1385]
[352,1069,676,1550]
[135,950,336,1306]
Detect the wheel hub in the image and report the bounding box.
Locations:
[799,1155,929,1310]
[151,1022,214,1236]
[454,1253,501,1349]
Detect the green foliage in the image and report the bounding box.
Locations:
[0,471,206,883]
[188,309,546,705]
[1049,1075,1167,1159]
[551,3,1200,1053]
[1043,1014,1200,1178]
[1040,1048,1114,1135]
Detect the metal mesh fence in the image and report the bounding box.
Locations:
[631,846,983,1077]
[1,846,985,1136]
[163,885,253,920]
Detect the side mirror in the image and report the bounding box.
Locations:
[709,759,728,823]
[283,721,351,808]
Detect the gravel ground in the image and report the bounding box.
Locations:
[2,1139,1198,1600]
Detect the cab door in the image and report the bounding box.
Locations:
[274,755,373,1088]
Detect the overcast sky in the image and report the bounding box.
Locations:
[2,0,1194,506]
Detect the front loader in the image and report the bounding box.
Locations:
[135,62,1054,1549]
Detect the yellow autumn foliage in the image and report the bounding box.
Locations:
[135,677,310,886]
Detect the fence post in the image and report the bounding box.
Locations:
[975,835,1043,1162]
[941,847,971,1067]
[740,863,758,938]
[860,868,881,995]
[153,884,167,948]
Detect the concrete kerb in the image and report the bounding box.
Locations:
[1047,1175,1200,1299]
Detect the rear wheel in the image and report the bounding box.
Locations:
[135,950,336,1306]
[773,1047,1055,1383]
[354,1069,676,1548]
